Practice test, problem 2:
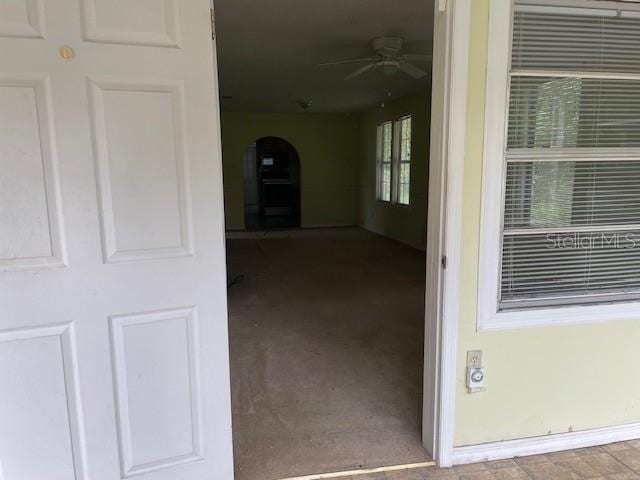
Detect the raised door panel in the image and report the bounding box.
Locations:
[0,0,45,39]
[0,75,66,271]
[81,0,180,47]
[0,324,86,480]
[88,77,193,263]
[110,307,203,477]
[0,0,233,477]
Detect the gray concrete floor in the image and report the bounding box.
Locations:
[226,228,430,480]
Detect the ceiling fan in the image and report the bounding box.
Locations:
[319,37,431,80]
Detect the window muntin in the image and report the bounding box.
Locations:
[499,0,640,310]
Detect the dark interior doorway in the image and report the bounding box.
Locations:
[243,136,301,230]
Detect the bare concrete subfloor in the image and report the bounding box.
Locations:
[226,228,430,480]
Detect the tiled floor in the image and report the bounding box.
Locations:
[347,441,640,480]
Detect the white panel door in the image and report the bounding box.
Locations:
[0,0,233,478]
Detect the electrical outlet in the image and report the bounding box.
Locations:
[466,350,485,393]
[466,350,482,369]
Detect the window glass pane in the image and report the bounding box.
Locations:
[383,141,392,162]
[382,122,393,163]
[401,117,411,139]
[508,76,640,149]
[381,163,391,202]
[398,116,411,205]
[502,159,640,307]
[505,161,640,230]
[501,230,640,307]
[401,139,411,162]
[383,163,391,183]
[378,122,393,202]
[512,3,640,74]
[398,163,410,205]
[383,122,392,144]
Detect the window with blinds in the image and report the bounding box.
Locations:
[377,121,393,202]
[396,116,412,205]
[376,117,412,205]
[500,0,640,310]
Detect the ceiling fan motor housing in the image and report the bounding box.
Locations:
[318,36,428,80]
[371,36,404,57]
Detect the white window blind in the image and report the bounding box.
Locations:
[500,0,640,310]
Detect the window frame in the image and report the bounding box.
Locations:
[376,115,413,206]
[478,0,640,331]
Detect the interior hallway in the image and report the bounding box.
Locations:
[226,228,430,480]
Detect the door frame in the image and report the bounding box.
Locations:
[209,0,471,469]
[423,0,470,468]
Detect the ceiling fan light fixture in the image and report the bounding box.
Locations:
[295,99,313,110]
[383,65,397,76]
[379,59,399,76]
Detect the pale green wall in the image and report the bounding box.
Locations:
[455,0,640,447]
[220,111,359,230]
[221,100,430,248]
[357,91,431,250]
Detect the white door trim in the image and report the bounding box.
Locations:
[424,0,470,468]
[426,0,640,467]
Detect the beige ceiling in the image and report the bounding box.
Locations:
[214,0,434,113]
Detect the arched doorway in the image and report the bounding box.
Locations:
[243,136,301,230]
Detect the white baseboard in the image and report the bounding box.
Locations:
[225,225,357,239]
[453,422,640,465]
[300,223,356,229]
[358,224,425,251]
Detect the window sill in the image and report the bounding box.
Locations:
[478,300,640,331]
[376,199,412,209]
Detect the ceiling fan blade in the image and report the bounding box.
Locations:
[400,53,433,62]
[344,63,376,80]
[318,57,378,67]
[398,61,428,79]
